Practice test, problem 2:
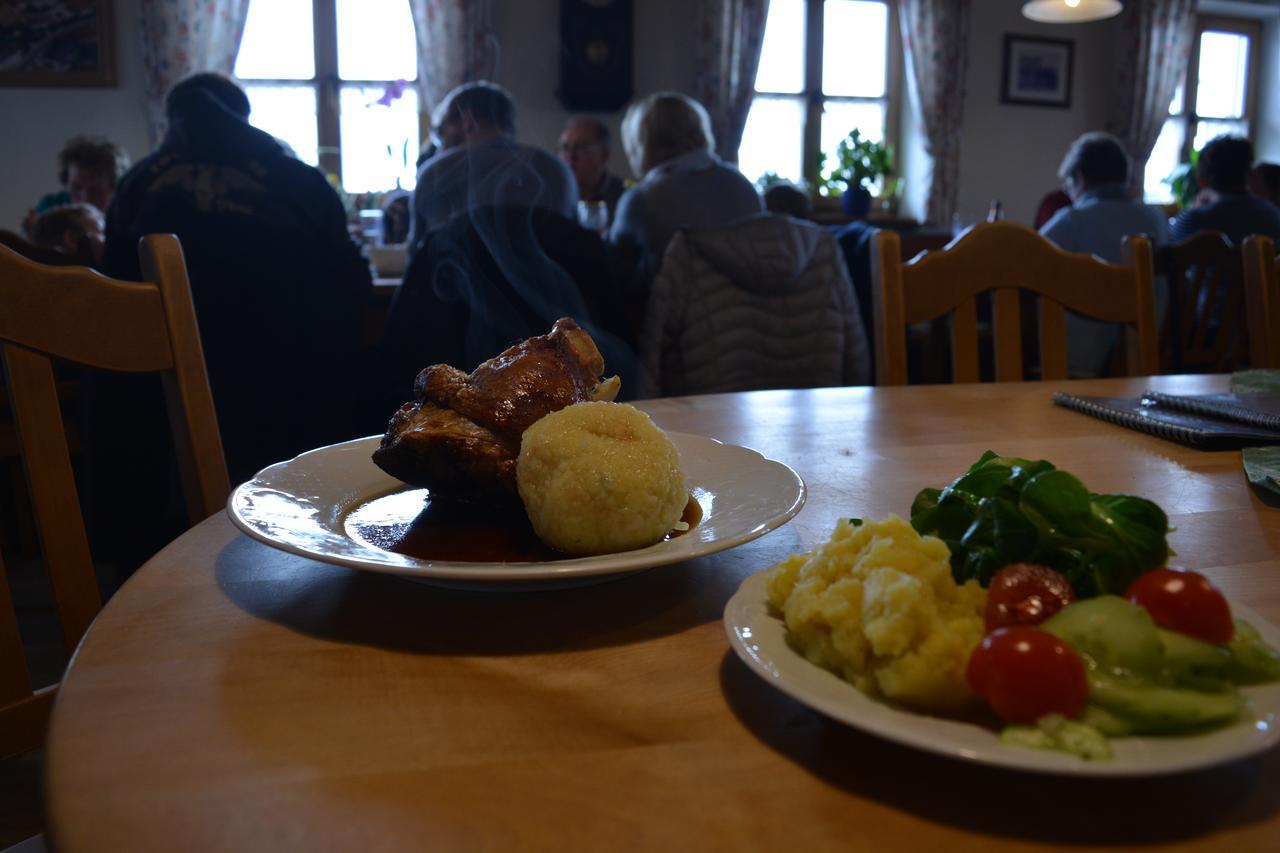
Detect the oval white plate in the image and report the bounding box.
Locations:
[228,433,805,583]
[725,570,1280,776]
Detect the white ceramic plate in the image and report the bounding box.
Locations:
[725,570,1280,776]
[228,433,805,584]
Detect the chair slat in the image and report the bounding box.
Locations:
[872,231,909,385]
[951,299,980,383]
[141,236,231,521]
[1242,236,1280,368]
[992,288,1022,382]
[1038,299,1069,380]
[1125,235,1159,376]
[0,549,33,706]
[3,346,100,653]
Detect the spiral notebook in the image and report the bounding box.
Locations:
[1052,390,1280,448]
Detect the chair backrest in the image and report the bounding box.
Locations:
[871,221,1157,385]
[1242,235,1280,369]
[0,234,228,759]
[897,231,953,262]
[1157,231,1247,373]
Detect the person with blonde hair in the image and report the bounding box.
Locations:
[609,92,760,265]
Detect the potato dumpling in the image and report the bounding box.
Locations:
[517,401,686,556]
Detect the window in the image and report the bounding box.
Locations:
[234,0,420,192]
[1143,17,1260,203]
[737,0,898,194]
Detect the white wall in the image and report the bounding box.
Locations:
[952,0,1122,226]
[1256,15,1280,162]
[496,0,697,181]
[0,0,150,232]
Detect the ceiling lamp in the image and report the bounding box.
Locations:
[1022,0,1123,23]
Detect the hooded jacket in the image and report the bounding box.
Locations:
[638,214,871,398]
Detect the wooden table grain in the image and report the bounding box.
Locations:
[44,376,1280,852]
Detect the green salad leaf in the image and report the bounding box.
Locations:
[909,451,1171,596]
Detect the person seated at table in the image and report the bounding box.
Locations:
[408,82,578,255]
[763,182,810,219]
[21,135,129,238]
[1171,136,1280,245]
[1039,131,1169,378]
[29,202,105,265]
[91,72,373,571]
[1248,162,1280,209]
[609,92,762,270]
[638,212,870,397]
[558,117,626,225]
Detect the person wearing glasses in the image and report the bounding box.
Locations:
[408,81,578,255]
[558,117,626,227]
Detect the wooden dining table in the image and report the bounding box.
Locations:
[44,374,1280,851]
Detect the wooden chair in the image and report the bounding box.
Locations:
[871,221,1157,385]
[0,234,229,759]
[1242,235,1280,369]
[1157,232,1248,373]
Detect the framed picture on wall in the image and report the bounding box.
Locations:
[1001,35,1073,108]
[0,0,116,87]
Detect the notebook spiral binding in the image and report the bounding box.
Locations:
[1052,392,1207,445]
[1141,391,1280,432]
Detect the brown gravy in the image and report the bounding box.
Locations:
[346,489,701,563]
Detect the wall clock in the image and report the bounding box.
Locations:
[557,0,633,113]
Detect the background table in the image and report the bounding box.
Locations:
[46,376,1280,851]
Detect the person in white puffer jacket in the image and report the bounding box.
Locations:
[638,213,872,398]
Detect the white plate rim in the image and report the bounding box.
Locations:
[724,569,1280,777]
[227,432,806,582]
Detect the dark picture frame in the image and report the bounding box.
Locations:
[0,0,117,87]
[1001,34,1073,109]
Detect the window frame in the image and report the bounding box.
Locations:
[1174,15,1261,165]
[233,0,425,185]
[751,0,901,198]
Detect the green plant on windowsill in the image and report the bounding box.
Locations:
[1164,148,1200,210]
[817,129,894,198]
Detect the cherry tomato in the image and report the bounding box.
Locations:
[966,627,1089,724]
[985,563,1077,632]
[1125,568,1234,645]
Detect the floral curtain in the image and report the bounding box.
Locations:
[139,0,251,146]
[693,0,770,163]
[1107,0,1196,198]
[408,0,500,121]
[898,0,970,226]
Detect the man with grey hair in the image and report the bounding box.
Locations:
[1039,131,1168,376]
[409,81,578,254]
[558,117,626,225]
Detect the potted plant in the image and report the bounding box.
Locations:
[819,129,895,218]
[1164,148,1200,210]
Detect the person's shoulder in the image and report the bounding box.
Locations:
[1039,204,1077,239]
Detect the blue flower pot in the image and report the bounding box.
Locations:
[841,186,872,219]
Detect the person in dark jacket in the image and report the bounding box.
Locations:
[1170,135,1280,245]
[90,73,373,571]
